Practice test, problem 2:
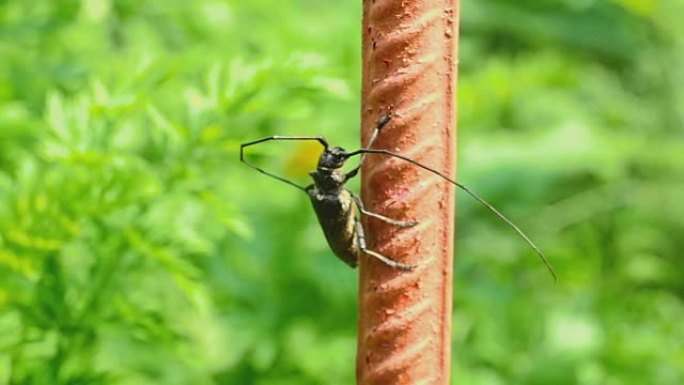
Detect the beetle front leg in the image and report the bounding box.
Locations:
[354,218,415,271]
[344,111,393,181]
[350,191,417,228]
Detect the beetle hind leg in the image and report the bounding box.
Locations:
[350,191,417,228]
[362,212,417,228]
[354,218,415,271]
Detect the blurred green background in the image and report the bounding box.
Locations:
[1,0,682,384]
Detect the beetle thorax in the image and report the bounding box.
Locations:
[310,167,345,193]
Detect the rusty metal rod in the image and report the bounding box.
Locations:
[357,0,459,384]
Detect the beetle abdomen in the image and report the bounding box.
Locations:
[307,188,359,267]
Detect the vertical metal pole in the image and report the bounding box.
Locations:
[357,1,459,384]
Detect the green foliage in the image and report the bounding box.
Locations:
[0,0,682,384]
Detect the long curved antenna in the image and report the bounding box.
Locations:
[240,136,328,192]
[344,147,557,282]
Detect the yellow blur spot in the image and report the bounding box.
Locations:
[284,141,323,179]
[616,0,656,17]
[201,125,223,142]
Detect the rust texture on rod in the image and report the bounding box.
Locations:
[357,0,459,384]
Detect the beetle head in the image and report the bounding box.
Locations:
[317,147,348,169]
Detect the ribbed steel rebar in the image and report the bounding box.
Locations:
[357,1,459,384]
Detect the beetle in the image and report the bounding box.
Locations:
[240,112,556,280]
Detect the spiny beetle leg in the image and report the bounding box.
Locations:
[355,218,415,271]
[345,110,394,181]
[350,191,417,228]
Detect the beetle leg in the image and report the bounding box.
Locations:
[345,111,393,181]
[345,167,360,181]
[350,191,417,227]
[354,218,415,271]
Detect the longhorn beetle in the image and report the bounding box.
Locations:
[240,112,557,281]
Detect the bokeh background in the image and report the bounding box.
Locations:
[1,0,683,384]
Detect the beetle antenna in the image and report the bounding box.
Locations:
[240,135,329,192]
[344,147,557,282]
